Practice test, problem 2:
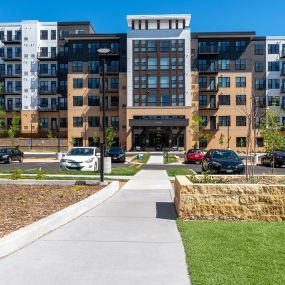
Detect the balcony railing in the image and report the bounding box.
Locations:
[38,105,58,112]
[38,87,58,95]
[37,52,57,60]
[4,87,21,94]
[1,35,22,43]
[198,46,219,54]
[38,69,57,77]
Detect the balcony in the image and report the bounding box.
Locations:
[38,105,58,112]
[1,35,22,44]
[37,52,57,60]
[38,69,57,77]
[3,71,22,78]
[198,65,218,74]
[3,87,21,95]
[198,46,219,55]
[2,53,22,61]
[38,87,58,95]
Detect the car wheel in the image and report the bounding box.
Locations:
[19,156,23,163]
[7,157,12,164]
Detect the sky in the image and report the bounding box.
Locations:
[0,0,284,36]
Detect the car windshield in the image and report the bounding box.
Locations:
[108,147,123,153]
[67,148,94,156]
[0,148,8,154]
[212,150,239,161]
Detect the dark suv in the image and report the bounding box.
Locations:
[0,148,24,164]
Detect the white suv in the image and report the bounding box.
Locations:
[59,147,100,171]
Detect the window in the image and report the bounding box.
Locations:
[218,41,230,52]
[73,96,83,106]
[236,116,246,126]
[72,61,83,72]
[268,44,279,54]
[39,118,48,129]
[160,76,169,88]
[236,95,246,105]
[236,77,246,87]
[148,41,157,52]
[235,59,246,70]
[73,117,83,127]
[218,77,230,88]
[219,116,231,126]
[268,79,280,89]
[60,118,67,128]
[199,95,207,107]
[88,95,100,106]
[73,78,83,88]
[219,95,230,105]
[148,76,157,88]
[218,59,230,70]
[111,78,119,89]
[160,58,169,70]
[255,79,265,90]
[88,116,100,127]
[268,61,280,71]
[236,41,246,52]
[255,44,264,55]
[111,116,119,129]
[236,137,247,147]
[72,43,83,54]
[255,61,264,72]
[148,58,157,70]
[268,96,280,106]
[51,30,56,40]
[88,78,100,89]
[40,30,48,40]
[148,93,157,106]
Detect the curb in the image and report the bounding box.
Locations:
[0,181,119,258]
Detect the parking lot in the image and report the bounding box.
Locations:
[0,153,284,175]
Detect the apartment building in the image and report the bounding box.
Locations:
[0,14,285,151]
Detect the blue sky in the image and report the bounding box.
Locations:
[0,0,284,36]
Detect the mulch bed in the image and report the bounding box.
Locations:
[0,184,102,238]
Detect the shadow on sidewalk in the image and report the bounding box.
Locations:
[156,202,177,220]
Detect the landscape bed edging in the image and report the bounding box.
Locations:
[0,181,119,258]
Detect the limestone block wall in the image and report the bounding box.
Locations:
[174,176,285,221]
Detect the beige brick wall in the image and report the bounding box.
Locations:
[175,175,285,221]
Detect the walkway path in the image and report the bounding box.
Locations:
[147,154,164,165]
[0,170,190,285]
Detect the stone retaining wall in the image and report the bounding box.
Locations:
[174,176,285,221]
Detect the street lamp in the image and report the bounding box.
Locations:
[97,47,110,183]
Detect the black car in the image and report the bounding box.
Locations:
[261,151,285,167]
[0,148,24,164]
[107,147,126,162]
[202,149,244,174]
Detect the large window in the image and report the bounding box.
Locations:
[219,116,231,126]
[73,78,83,88]
[236,116,246,126]
[88,116,100,127]
[218,77,230,88]
[73,96,83,106]
[219,95,230,105]
[73,117,83,127]
[88,78,100,89]
[268,79,280,89]
[268,44,279,54]
[236,77,246,88]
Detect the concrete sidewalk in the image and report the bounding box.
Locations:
[0,170,190,285]
[147,155,164,165]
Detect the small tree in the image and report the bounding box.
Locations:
[218,133,224,147]
[106,127,116,149]
[260,106,284,172]
[7,112,20,146]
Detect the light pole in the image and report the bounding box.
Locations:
[97,48,110,183]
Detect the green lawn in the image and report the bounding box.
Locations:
[177,220,285,285]
[167,168,195,176]
[164,154,178,164]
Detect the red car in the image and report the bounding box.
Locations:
[185,149,205,164]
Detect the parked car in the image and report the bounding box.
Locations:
[0,147,24,164]
[107,147,126,162]
[201,149,244,174]
[261,151,285,167]
[185,149,204,164]
[59,147,100,171]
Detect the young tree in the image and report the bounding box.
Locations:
[260,106,284,172]
[7,112,21,146]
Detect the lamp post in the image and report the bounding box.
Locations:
[97,48,110,183]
